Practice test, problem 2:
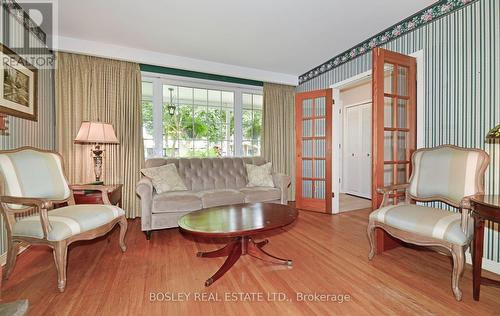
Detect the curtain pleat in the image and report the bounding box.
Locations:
[262,83,296,200]
[55,52,144,218]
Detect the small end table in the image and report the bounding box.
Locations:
[72,184,122,207]
[471,195,500,301]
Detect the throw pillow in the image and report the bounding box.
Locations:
[140,163,187,193]
[246,162,275,187]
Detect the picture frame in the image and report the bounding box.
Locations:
[0,43,38,121]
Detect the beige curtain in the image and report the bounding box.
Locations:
[55,52,144,218]
[262,83,296,200]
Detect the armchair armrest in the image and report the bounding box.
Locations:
[69,184,112,205]
[0,196,54,211]
[136,177,154,231]
[376,183,410,207]
[0,195,53,238]
[273,173,291,205]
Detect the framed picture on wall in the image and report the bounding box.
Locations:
[0,43,38,121]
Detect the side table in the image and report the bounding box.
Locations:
[471,195,500,301]
[72,184,123,207]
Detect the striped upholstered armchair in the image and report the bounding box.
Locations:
[367,145,489,301]
[0,147,128,292]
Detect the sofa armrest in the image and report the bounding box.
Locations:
[136,177,154,231]
[273,173,291,205]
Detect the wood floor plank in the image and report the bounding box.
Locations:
[1,208,499,315]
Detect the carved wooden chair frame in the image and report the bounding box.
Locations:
[0,146,128,292]
[367,144,490,301]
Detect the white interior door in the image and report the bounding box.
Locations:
[342,102,372,199]
[343,106,361,195]
[359,103,372,198]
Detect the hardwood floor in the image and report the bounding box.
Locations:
[339,193,372,212]
[1,208,499,315]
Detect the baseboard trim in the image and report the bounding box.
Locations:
[0,244,30,266]
[465,251,500,275]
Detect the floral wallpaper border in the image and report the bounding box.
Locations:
[2,0,47,45]
[299,0,477,84]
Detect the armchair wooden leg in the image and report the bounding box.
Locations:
[4,240,20,279]
[53,241,68,293]
[451,244,465,301]
[145,231,152,240]
[118,217,128,252]
[367,220,376,260]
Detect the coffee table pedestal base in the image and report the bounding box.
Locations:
[198,236,292,287]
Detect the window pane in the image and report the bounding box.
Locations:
[142,82,153,100]
[142,80,257,158]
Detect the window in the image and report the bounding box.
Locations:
[141,76,263,159]
[242,93,263,156]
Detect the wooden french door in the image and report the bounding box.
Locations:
[295,89,333,213]
[372,48,417,209]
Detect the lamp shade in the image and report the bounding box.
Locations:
[486,124,500,141]
[74,121,119,144]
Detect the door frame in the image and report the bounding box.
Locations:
[330,49,424,214]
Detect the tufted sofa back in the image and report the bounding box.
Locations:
[144,157,268,192]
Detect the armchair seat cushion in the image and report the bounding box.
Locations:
[13,205,124,241]
[152,191,202,213]
[369,204,473,246]
[197,189,245,208]
[239,187,281,203]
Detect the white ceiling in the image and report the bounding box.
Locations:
[56,0,436,84]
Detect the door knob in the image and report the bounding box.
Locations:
[352,153,355,157]
[367,153,370,157]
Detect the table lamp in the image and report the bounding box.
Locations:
[74,121,119,182]
[486,124,500,141]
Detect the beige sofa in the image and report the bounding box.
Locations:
[136,157,290,240]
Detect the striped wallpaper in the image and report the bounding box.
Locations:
[298,0,500,264]
[0,5,55,255]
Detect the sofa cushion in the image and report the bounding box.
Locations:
[13,205,124,241]
[140,163,187,194]
[239,187,281,203]
[246,162,274,187]
[197,189,245,208]
[152,191,202,213]
[369,204,473,245]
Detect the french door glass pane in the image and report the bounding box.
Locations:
[315,118,326,136]
[384,131,393,160]
[397,99,408,128]
[384,164,393,186]
[397,132,408,161]
[302,99,313,117]
[397,164,407,184]
[314,139,326,158]
[314,180,325,199]
[303,180,313,198]
[315,97,326,116]
[314,159,325,178]
[384,63,395,94]
[302,159,312,178]
[397,67,408,96]
[302,140,313,158]
[384,97,393,128]
[303,119,313,137]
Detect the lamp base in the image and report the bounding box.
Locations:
[92,145,104,182]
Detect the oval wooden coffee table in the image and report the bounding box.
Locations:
[178,203,298,286]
